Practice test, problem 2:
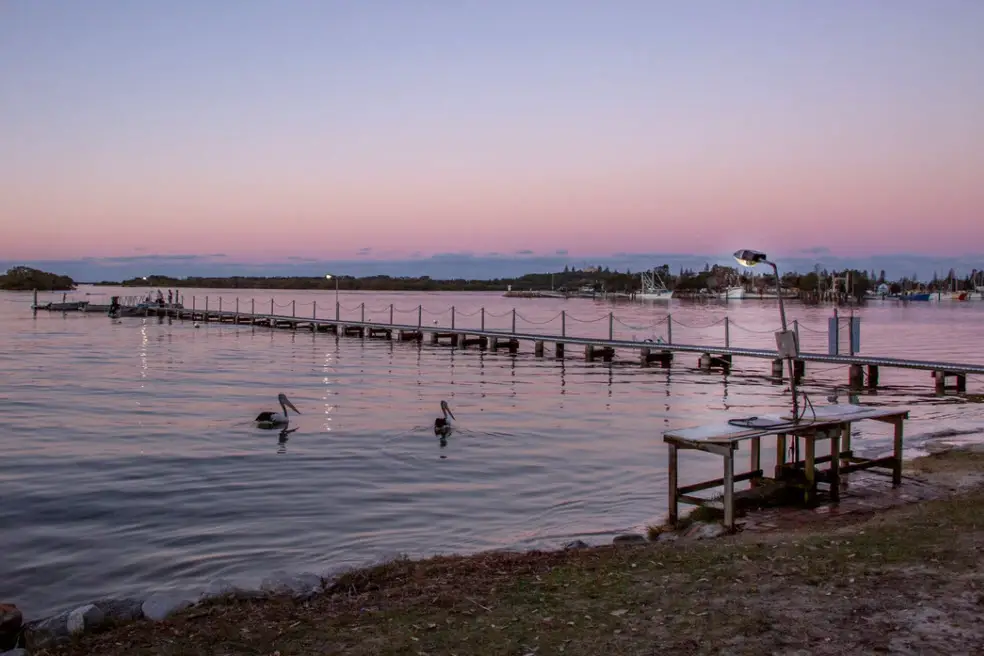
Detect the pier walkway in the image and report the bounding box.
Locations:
[34,294,984,394]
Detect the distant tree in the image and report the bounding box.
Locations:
[0,266,76,291]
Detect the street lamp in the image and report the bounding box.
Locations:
[325,274,339,305]
[733,249,801,420]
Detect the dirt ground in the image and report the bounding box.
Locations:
[35,449,984,656]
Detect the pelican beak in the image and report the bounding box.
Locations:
[284,397,300,414]
[447,407,455,421]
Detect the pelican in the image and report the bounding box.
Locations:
[434,400,455,436]
[255,393,300,429]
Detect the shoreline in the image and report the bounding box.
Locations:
[6,444,984,655]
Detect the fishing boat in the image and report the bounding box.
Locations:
[637,269,673,301]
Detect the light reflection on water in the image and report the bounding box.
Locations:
[1,286,983,618]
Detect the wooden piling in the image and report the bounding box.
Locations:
[866,364,879,388]
[585,345,615,362]
[849,364,864,388]
[555,342,565,359]
[771,359,784,379]
[534,341,545,357]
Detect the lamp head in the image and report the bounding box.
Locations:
[733,249,769,268]
[325,274,332,280]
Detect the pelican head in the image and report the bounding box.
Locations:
[434,400,455,435]
[278,393,300,416]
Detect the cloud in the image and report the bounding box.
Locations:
[799,246,831,255]
[356,247,372,256]
[514,249,535,255]
[554,249,569,255]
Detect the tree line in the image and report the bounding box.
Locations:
[0,266,76,291]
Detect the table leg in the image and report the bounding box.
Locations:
[724,446,735,531]
[775,433,787,478]
[804,436,816,505]
[829,426,841,503]
[750,436,761,486]
[892,418,904,486]
[668,444,678,525]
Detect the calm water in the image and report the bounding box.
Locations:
[3,286,984,618]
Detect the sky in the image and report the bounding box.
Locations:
[2,1,983,280]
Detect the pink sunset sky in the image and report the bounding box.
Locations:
[2,1,983,267]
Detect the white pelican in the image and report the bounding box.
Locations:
[434,400,455,436]
[255,393,300,429]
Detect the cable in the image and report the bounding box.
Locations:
[727,388,818,430]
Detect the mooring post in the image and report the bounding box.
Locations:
[867,364,879,388]
[205,296,209,312]
[335,301,340,321]
[667,314,673,344]
[236,297,239,315]
[609,312,614,340]
[251,298,254,314]
[481,308,485,331]
[32,288,38,312]
[561,310,566,337]
[511,308,516,334]
[361,303,365,323]
[849,364,864,388]
[724,316,730,347]
[313,300,317,320]
[793,319,800,345]
[418,305,422,328]
[451,306,455,330]
[292,300,296,317]
[219,297,222,312]
[389,304,394,324]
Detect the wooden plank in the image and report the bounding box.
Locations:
[678,469,764,495]
[723,449,735,530]
[667,444,678,525]
[892,417,904,486]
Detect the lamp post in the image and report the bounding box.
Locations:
[733,249,800,421]
[325,274,339,305]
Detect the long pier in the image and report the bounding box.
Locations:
[33,294,983,394]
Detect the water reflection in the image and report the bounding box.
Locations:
[277,426,297,454]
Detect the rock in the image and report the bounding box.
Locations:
[23,611,70,652]
[683,521,729,540]
[0,604,22,651]
[613,533,647,545]
[67,604,105,634]
[563,539,591,550]
[90,597,144,623]
[1,648,28,656]
[141,592,193,621]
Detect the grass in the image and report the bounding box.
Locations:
[36,450,984,656]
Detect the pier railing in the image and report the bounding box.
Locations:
[43,291,845,354]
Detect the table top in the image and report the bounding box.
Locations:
[663,403,909,446]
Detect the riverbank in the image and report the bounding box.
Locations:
[8,446,982,655]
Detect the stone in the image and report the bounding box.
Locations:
[613,533,647,545]
[1,648,28,656]
[563,539,591,550]
[90,597,145,623]
[23,611,70,652]
[0,604,22,651]
[260,571,324,597]
[683,522,729,540]
[67,604,105,634]
[142,592,194,621]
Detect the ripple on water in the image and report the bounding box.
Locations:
[2,290,984,618]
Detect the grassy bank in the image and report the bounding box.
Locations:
[39,450,984,656]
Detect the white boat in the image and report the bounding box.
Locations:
[717,286,746,300]
[638,269,673,300]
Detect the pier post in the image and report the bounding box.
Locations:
[512,308,516,334]
[793,359,805,382]
[667,314,673,344]
[219,297,222,312]
[205,296,209,313]
[481,308,485,331]
[849,364,864,388]
[724,316,729,347]
[561,310,566,337]
[389,304,394,325]
[793,319,799,346]
[361,303,365,323]
[555,342,565,358]
[251,299,254,314]
[32,288,38,312]
[270,299,274,316]
[292,300,296,317]
[193,296,196,311]
[236,298,239,320]
[336,301,340,321]
[534,341,544,357]
[313,300,316,319]
[417,305,422,329]
[451,306,455,330]
[609,312,614,340]
[866,364,879,388]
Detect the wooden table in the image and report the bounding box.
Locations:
[662,403,910,531]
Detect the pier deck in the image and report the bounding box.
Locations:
[33,301,984,391]
[663,404,910,531]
